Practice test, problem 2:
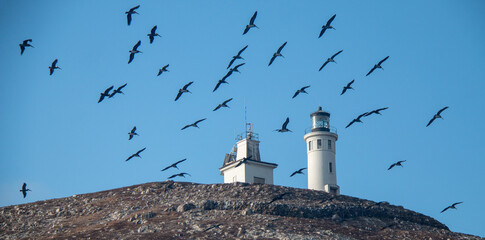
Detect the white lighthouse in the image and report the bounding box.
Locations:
[304,107,340,194]
[220,123,278,184]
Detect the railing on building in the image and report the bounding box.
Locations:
[304,126,338,134]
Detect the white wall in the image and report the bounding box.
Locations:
[245,162,274,184]
[222,164,246,183]
[236,138,261,162]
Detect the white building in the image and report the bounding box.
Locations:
[304,107,340,194]
[219,124,278,184]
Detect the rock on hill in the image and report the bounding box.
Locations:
[0,182,481,240]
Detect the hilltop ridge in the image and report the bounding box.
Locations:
[0,181,481,239]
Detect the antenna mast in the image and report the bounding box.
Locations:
[244,100,247,137]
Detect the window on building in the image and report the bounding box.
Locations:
[254,177,265,184]
[329,162,333,173]
[328,139,332,150]
[317,139,322,149]
[308,141,312,151]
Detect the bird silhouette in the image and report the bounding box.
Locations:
[168,172,191,179]
[319,14,336,38]
[98,85,114,103]
[234,156,252,168]
[147,25,161,44]
[213,71,232,92]
[126,147,146,161]
[345,112,368,128]
[175,81,193,101]
[227,45,248,69]
[426,106,449,127]
[161,159,187,171]
[366,56,389,76]
[380,223,397,231]
[157,64,169,76]
[292,86,310,98]
[203,224,222,232]
[109,83,127,98]
[19,183,31,198]
[441,202,463,213]
[128,40,142,64]
[269,192,289,204]
[229,63,245,74]
[181,118,206,130]
[49,59,61,75]
[388,160,406,170]
[243,11,258,35]
[364,107,389,117]
[128,126,138,140]
[125,5,140,26]
[19,39,34,55]
[213,79,229,93]
[341,79,355,95]
[290,168,306,177]
[319,50,343,71]
[213,98,233,111]
[268,42,287,66]
[275,117,291,132]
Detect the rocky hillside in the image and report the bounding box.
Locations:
[0,181,481,240]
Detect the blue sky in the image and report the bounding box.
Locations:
[1,0,484,237]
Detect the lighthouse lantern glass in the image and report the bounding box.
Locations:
[312,115,329,130]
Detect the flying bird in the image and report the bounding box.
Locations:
[366,56,389,76]
[213,98,233,111]
[125,147,146,161]
[388,160,406,170]
[128,126,138,140]
[229,63,245,74]
[269,192,289,204]
[319,50,343,71]
[19,183,31,198]
[125,5,140,26]
[341,79,354,95]
[157,64,169,76]
[234,156,252,168]
[213,79,229,92]
[147,25,161,44]
[203,224,222,232]
[128,40,142,64]
[98,85,114,103]
[109,83,127,98]
[19,39,34,55]
[168,172,191,179]
[292,86,310,98]
[290,168,306,177]
[161,159,187,171]
[174,81,193,101]
[268,42,287,66]
[181,118,206,130]
[227,45,248,69]
[441,202,463,213]
[319,14,336,38]
[213,71,232,92]
[275,117,291,132]
[364,107,389,116]
[49,59,61,75]
[426,106,449,127]
[345,112,368,128]
[243,11,258,35]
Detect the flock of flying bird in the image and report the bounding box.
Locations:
[15,5,461,215]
